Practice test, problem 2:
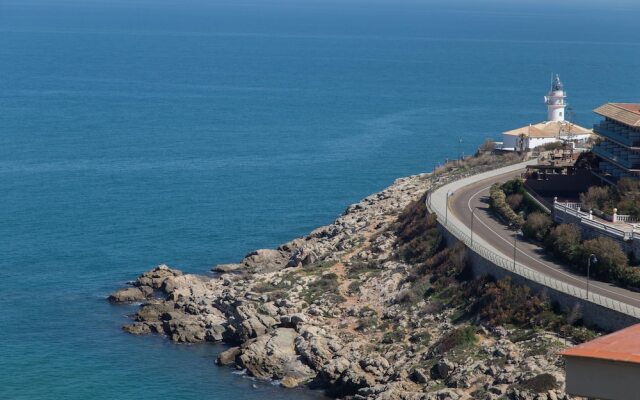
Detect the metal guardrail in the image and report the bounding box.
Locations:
[426,169,640,320]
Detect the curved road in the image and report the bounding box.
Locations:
[448,168,640,309]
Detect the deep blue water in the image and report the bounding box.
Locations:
[2,1,640,399]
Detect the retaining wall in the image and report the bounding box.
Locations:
[437,225,639,331]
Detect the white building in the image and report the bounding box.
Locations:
[497,75,592,151]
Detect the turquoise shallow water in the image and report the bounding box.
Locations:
[1,1,640,399]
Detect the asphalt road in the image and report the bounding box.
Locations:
[448,169,640,309]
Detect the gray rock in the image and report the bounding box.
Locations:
[216,346,241,366]
[411,368,429,384]
[212,263,243,273]
[238,328,315,383]
[123,323,151,335]
[437,359,455,379]
[108,286,151,303]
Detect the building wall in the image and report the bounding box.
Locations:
[565,357,640,400]
[593,118,640,179]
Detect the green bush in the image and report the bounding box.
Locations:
[382,329,405,344]
[409,331,432,346]
[506,193,524,210]
[501,178,525,196]
[580,237,629,280]
[580,185,614,213]
[520,373,557,393]
[545,224,582,264]
[303,273,341,304]
[472,277,549,327]
[435,326,477,354]
[490,183,525,227]
[522,212,553,242]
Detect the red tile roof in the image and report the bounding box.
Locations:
[594,103,640,127]
[561,324,640,364]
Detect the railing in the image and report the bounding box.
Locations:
[426,171,640,320]
[554,202,590,219]
[617,214,640,223]
[553,202,630,239]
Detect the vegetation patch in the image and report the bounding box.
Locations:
[545,224,640,289]
[395,194,441,264]
[302,272,343,304]
[434,326,478,354]
[580,178,640,218]
[298,259,338,276]
[346,261,382,279]
[489,182,525,227]
[382,329,405,344]
[409,331,432,346]
[519,373,558,393]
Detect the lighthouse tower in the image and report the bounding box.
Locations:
[544,74,567,122]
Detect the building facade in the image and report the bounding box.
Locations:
[592,103,640,179]
[497,75,591,152]
[562,324,640,400]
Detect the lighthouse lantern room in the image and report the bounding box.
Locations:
[545,74,567,122]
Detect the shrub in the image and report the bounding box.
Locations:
[538,141,564,151]
[615,178,640,217]
[409,331,432,346]
[347,280,362,294]
[303,273,341,304]
[501,178,525,196]
[434,326,478,354]
[545,224,582,264]
[395,195,442,263]
[382,329,405,344]
[506,193,524,211]
[580,185,614,213]
[522,212,553,242]
[490,183,525,227]
[356,316,379,332]
[473,277,549,327]
[617,267,640,290]
[580,237,628,280]
[520,373,557,393]
[478,138,496,153]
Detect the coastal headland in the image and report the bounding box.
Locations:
[110,153,591,400]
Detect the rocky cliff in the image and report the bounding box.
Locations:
[110,161,589,400]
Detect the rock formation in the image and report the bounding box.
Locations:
[110,163,580,400]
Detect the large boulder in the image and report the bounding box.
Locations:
[107,286,152,303]
[238,328,315,386]
[216,346,241,366]
[240,249,289,273]
[136,264,183,290]
[225,301,277,342]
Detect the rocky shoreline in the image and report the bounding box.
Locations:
[109,159,584,400]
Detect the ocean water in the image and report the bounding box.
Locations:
[1,1,640,399]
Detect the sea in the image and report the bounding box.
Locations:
[1,0,640,399]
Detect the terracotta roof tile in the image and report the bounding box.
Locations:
[594,103,640,127]
[561,324,640,364]
[502,121,591,138]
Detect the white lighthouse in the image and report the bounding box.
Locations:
[496,74,593,151]
[544,74,567,122]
